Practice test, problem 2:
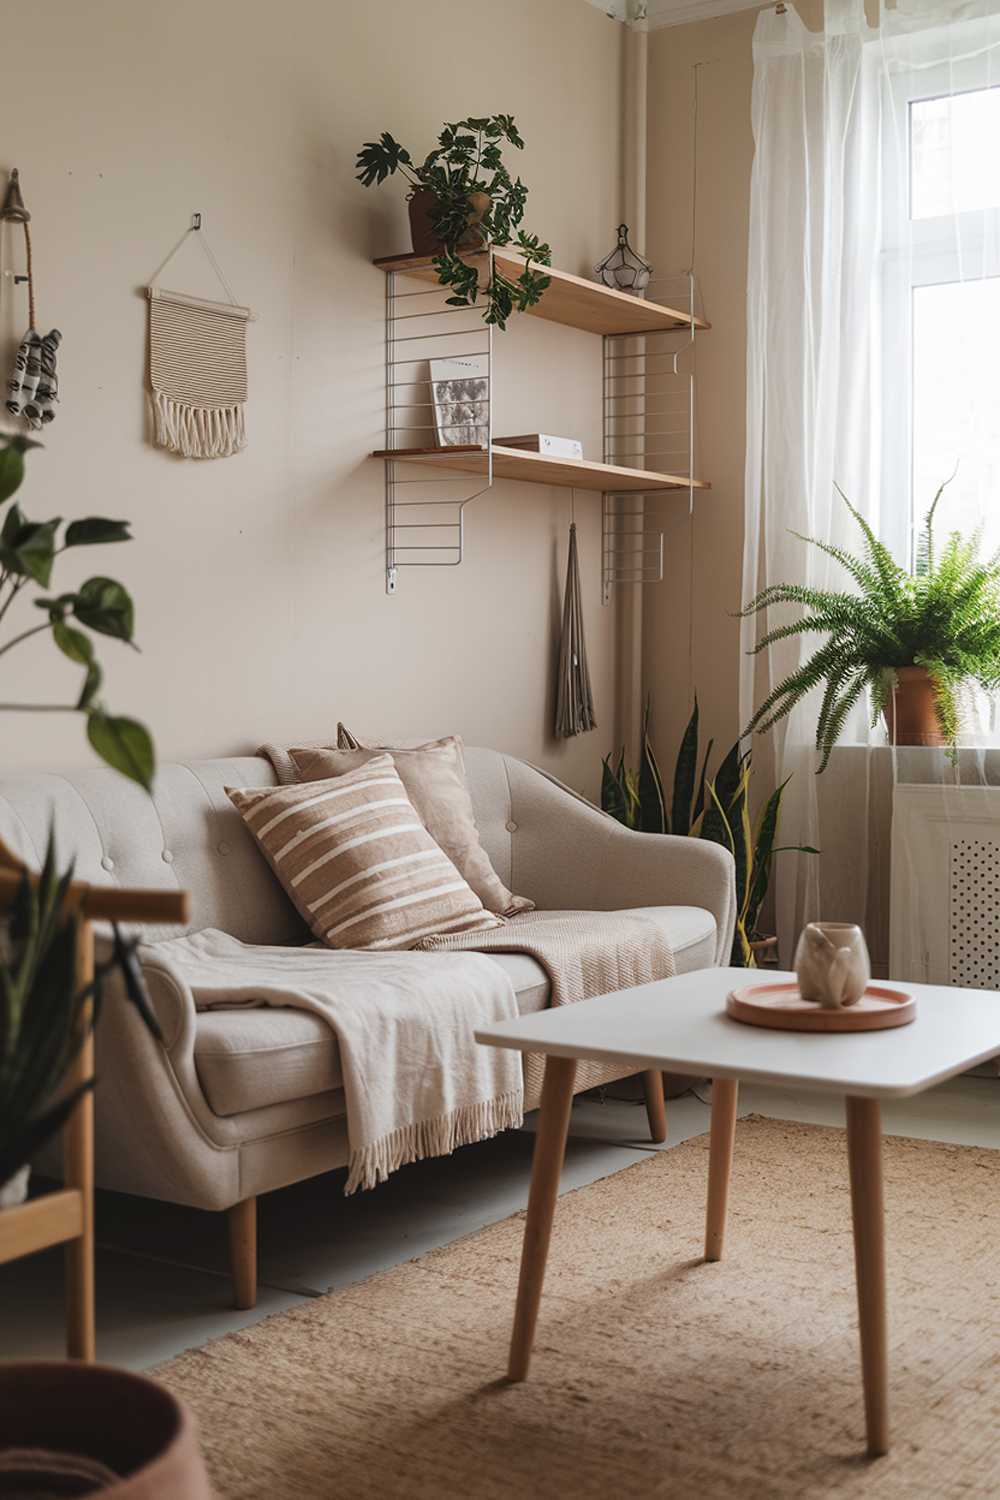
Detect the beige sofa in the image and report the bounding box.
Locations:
[0,747,735,1307]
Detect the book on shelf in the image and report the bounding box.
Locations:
[494,433,584,460]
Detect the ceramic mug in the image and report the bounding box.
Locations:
[794,922,871,1009]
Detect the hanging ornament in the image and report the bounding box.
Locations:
[594,224,653,296]
[2,169,62,432]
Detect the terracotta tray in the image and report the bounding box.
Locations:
[727,981,916,1033]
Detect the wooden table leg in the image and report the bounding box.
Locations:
[704,1077,738,1262]
[846,1095,889,1457]
[507,1054,577,1383]
[642,1069,667,1143]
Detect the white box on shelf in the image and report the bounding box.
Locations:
[494,433,584,460]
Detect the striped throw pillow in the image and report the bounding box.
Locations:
[226,756,503,950]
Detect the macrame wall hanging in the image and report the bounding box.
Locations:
[555,496,597,739]
[145,216,253,460]
[2,169,62,431]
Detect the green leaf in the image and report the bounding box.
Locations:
[52,620,94,665]
[601,754,628,825]
[76,659,103,710]
[637,704,667,834]
[65,518,133,547]
[73,577,135,643]
[86,712,154,791]
[0,444,25,505]
[0,508,61,586]
[670,700,699,837]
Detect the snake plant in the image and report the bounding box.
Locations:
[601,701,817,965]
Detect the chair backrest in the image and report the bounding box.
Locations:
[0,746,524,943]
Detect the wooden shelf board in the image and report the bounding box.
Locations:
[373,250,710,337]
[372,444,709,494]
[0,1187,84,1265]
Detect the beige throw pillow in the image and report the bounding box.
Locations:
[226,755,502,951]
[289,736,533,919]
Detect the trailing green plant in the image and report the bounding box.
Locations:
[0,435,153,789]
[355,115,551,329]
[0,435,158,1191]
[739,479,1000,770]
[601,700,817,965]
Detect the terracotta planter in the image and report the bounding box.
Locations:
[0,1363,212,1498]
[883,665,946,747]
[407,187,490,256]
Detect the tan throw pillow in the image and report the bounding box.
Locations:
[290,736,533,919]
[226,755,502,950]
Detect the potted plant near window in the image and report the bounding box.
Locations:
[740,480,1000,767]
[356,114,551,330]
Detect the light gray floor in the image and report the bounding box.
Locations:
[1,1077,997,1369]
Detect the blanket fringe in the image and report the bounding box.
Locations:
[153,390,246,459]
[345,1088,524,1195]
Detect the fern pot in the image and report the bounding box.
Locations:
[408,188,490,255]
[0,1363,212,1498]
[884,665,946,747]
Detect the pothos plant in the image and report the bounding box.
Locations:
[601,700,817,966]
[0,434,158,1191]
[356,114,551,330]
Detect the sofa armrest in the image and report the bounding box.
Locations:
[506,760,736,966]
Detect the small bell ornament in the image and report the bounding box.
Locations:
[594,224,652,295]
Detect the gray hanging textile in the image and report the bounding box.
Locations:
[145,220,253,459]
[555,520,597,738]
[2,169,62,431]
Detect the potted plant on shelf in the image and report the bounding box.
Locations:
[739,480,1000,768]
[600,700,817,966]
[355,114,551,330]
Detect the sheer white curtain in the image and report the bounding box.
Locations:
[741,0,1000,970]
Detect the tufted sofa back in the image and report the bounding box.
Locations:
[0,747,526,943]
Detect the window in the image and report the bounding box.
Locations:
[882,71,1000,569]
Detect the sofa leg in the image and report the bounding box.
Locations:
[641,1070,667,1144]
[227,1197,257,1310]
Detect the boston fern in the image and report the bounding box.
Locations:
[741,481,1000,770]
[356,115,551,329]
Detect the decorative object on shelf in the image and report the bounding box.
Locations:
[430,355,489,446]
[594,224,652,295]
[555,513,596,739]
[2,169,63,432]
[356,116,551,330]
[145,214,253,459]
[601,698,818,965]
[794,922,871,1009]
[495,432,583,460]
[726,980,916,1033]
[740,475,1000,767]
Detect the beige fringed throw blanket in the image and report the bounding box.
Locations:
[141,930,524,1194]
[418,910,677,1097]
[147,288,250,459]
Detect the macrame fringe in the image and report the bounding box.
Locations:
[152,390,246,459]
[344,1088,524,1195]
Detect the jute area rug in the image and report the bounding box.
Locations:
[155,1117,1000,1499]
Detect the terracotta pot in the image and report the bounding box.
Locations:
[407,187,490,256]
[0,1363,213,1498]
[882,665,946,747]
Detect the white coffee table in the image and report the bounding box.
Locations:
[476,966,1000,1457]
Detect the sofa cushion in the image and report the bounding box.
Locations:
[193,906,716,1117]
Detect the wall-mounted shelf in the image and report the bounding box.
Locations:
[371,443,710,494]
[374,249,710,338]
[375,249,709,596]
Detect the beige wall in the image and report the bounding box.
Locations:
[0,0,623,797]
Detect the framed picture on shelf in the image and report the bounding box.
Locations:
[429,354,489,447]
